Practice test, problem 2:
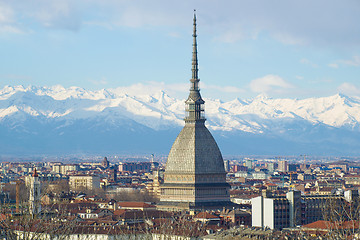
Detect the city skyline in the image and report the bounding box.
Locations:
[0,1,360,101]
[2,4,360,237]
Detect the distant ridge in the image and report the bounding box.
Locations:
[1,85,360,156]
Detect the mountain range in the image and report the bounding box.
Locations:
[1,85,360,156]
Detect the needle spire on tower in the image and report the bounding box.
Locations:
[185,10,205,124]
[191,9,199,85]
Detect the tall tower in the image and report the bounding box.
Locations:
[29,168,41,215]
[102,156,110,168]
[159,11,230,210]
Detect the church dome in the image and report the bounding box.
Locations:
[165,124,225,174]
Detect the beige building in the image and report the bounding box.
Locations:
[278,160,288,172]
[52,164,79,175]
[69,175,100,191]
[146,170,163,198]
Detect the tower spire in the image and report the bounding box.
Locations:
[159,10,230,212]
[191,9,199,85]
[185,10,205,124]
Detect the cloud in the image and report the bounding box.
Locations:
[0,2,22,34]
[272,33,307,45]
[306,79,333,86]
[0,0,82,32]
[167,31,181,38]
[106,1,186,28]
[28,0,81,31]
[106,81,244,100]
[300,58,318,68]
[328,63,339,69]
[2,0,360,47]
[249,75,294,94]
[201,83,244,93]
[295,76,304,80]
[89,77,108,86]
[340,56,360,67]
[83,20,114,30]
[110,81,188,98]
[337,82,360,96]
[204,0,360,46]
[213,24,245,43]
[0,74,32,81]
[328,56,360,69]
[0,3,13,24]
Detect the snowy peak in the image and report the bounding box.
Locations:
[1,85,360,133]
[3,85,360,155]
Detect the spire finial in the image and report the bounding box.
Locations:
[191,10,198,85]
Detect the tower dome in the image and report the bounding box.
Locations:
[165,125,225,174]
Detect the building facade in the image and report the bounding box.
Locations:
[69,175,100,191]
[52,164,79,175]
[252,190,352,229]
[158,12,230,210]
[278,160,288,172]
[118,162,152,173]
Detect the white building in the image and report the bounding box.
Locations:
[251,190,355,230]
[69,175,100,191]
[28,169,41,215]
[52,164,79,175]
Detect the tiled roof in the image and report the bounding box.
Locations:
[112,209,126,216]
[118,202,155,208]
[303,220,360,230]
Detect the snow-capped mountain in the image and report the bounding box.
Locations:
[1,85,360,156]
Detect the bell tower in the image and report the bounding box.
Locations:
[29,168,41,215]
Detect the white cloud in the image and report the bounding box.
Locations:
[110,2,185,28]
[201,83,244,93]
[29,0,81,31]
[273,33,307,45]
[0,2,22,34]
[328,56,360,69]
[300,58,318,68]
[0,0,359,46]
[2,0,360,47]
[340,56,360,67]
[295,75,304,80]
[109,81,188,98]
[89,77,108,86]
[0,74,32,81]
[167,31,181,38]
[337,82,360,96]
[0,25,22,34]
[213,24,245,43]
[83,20,114,30]
[106,81,244,100]
[0,3,12,23]
[249,75,294,94]
[328,63,339,69]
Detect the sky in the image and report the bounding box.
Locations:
[1,0,360,101]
